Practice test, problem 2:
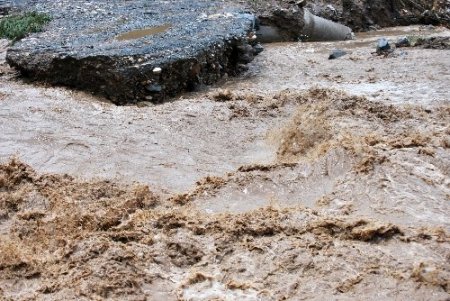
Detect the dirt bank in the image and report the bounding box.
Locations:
[1,25,450,300]
[248,0,450,31]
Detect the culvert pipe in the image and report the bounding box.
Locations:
[302,10,353,41]
[256,9,353,42]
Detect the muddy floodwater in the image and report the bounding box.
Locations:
[0,26,449,300]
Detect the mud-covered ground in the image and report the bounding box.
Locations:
[1,26,450,300]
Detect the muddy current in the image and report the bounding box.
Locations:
[1,26,450,300]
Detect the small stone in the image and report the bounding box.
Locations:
[237,44,253,54]
[296,0,306,8]
[289,0,306,8]
[237,64,249,72]
[395,36,410,48]
[137,101,154,107]
[238,53,254,64]
[146,84,162,93]
[152,67,162,74]
[376,38,391,54]
[328,49,347,59]
[326,4,337,13]
[253,43,264,55]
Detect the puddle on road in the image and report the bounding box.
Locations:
[116,24,171,41]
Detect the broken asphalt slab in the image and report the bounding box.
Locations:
[6,0,258,104]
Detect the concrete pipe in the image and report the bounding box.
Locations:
[256,9,354,43]
[256,25,284,43]
[302,10,354,41]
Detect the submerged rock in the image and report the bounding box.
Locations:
[6,0,258,104]
[396,36,411,47]
[376,37,391,54]
[328,49,347,59]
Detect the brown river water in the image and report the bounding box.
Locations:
[0,26,449,300]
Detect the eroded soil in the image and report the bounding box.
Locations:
[1,26,449,300]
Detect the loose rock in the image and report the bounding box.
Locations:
[328,49,347,59]
[252,43,264,55]
[152,67,162,75]
[396,36,411,47]
[376,37,392,55]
